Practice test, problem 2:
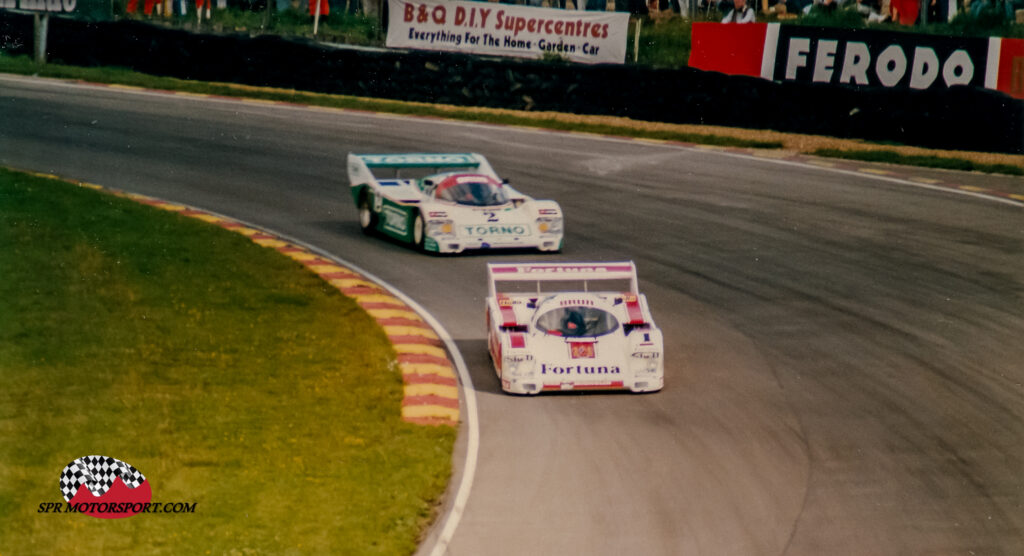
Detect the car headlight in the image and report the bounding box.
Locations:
[631,351,660,374]
[503,353,535,377]
[536,217,562,234]
[427,219,454,236]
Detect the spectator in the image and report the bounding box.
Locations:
[586,0,607,9]
[722,0,756,20]
[309,0,328,16]
[659,0,682,12]
[855,0,889,20]
[880,0,891,18]
[769,0,811,12]
[889,0,919,23]
[970,0,1013,20]
[788,0,811,12]
[126,0,161,15]
[803,0,841,13]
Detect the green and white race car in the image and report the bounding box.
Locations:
[348,153,564,254]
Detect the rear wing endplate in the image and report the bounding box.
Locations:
[487,262,639,298]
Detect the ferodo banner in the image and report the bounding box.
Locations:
[0,0,113,21]
[769,25,987,92]
[689,23,1024,100]
[386,0,629,64]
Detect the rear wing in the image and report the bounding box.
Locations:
[487,262,639,298]
[347,153,499,186]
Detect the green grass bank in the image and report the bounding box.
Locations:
[0,168,455,554]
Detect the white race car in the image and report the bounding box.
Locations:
[485,262,664,394]
[347,153,563,254]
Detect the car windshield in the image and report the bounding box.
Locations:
[535,306,619,338]
[436,181,509,207]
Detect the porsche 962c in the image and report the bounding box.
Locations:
[485,262,664,394]
[348,153,563,254]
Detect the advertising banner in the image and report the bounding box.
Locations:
[769,25,989,92]
[989,37,1024,100]
[689,22,1024,99]
[688,22,770,79]
[0,0,113,21]
[386,0,630,65]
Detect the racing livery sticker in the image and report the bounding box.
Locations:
[462,224,529,236]
[382,205,409,235]
[490,264,633,274]
[540,364,620,374]
[569,342,595,359]
[362,153,480,166]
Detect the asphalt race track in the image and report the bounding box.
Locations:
[2,75,1022,556]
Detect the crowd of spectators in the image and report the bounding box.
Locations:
[711,0,1024,25]
[125,0,651,16]
[124,0,1024,27]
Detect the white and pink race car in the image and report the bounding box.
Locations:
[485,262,664,395]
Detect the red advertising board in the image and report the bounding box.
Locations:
[689,22,1024,100]
[689,22,770,78]
[991,37,1024,100]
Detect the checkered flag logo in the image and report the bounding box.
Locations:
[60,455,147,503]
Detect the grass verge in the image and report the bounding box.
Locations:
[812,149,1024,176]
[0,168,454,555]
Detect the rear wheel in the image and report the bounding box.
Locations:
[358,192,377,235]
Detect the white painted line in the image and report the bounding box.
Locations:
[700,149,1024,208]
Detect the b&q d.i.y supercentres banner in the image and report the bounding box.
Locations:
[386,0,629,65]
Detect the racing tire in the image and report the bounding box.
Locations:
[412,211,427,252]
[358,192,377,235]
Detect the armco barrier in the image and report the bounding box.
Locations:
[1,15,1021,153]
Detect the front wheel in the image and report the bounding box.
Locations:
[358,193,377,235]
[412,211,426,251]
